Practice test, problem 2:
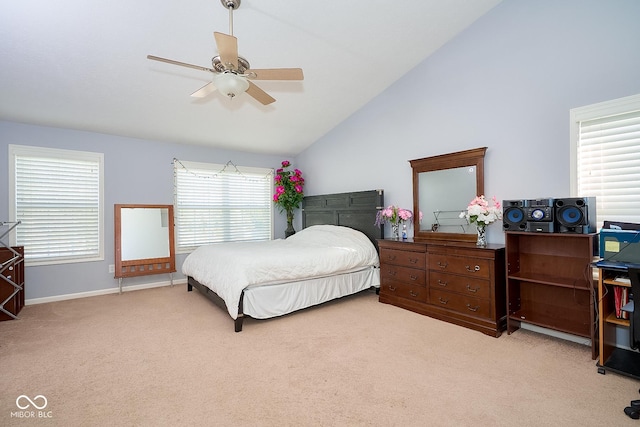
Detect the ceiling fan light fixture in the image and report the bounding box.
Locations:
[213,72,249,99]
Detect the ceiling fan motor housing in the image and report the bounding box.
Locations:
[212,56,250,74]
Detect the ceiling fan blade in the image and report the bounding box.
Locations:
[190,82,217,98]
[214,32,239,70]
[246,68,304,81]
[246,81,275,105]
[147,55,215,73]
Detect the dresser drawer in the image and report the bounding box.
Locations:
[430,288,491,318]
[429,271,490,299]
[381,281,427,303]
[381,264,425,286]
[429,254,490,279]
[380,248,425,269]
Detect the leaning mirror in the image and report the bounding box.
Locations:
[410,147,486,242]
[114,204,176,292]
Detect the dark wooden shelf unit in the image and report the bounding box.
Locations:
[505,232,597,359]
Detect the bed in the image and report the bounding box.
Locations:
[184,189,384,332]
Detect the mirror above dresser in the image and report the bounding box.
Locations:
[410,147,486,242]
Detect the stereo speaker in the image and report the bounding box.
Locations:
[554,197,596,234]
[502,200,527,231]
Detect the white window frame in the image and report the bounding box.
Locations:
[8,145,105,266]
[173,160,274,253]
[570,93,640,228]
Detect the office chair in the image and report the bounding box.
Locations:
[624,268,640,419]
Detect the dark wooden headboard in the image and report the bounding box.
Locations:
[301,189,384,250]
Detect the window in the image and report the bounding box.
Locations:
[570,94,640,228]
[9,145,104,266]
[174,159,273,252]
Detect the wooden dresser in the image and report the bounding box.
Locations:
[378,239,506,337]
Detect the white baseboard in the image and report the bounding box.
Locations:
[25,278,188,306]
[520,322,592,347]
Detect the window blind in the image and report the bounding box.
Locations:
[9,145,104,265]
[576,109,640,226]
[174,160,273,251]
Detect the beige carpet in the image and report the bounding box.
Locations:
[0,285,638,426]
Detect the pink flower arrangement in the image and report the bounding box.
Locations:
[375,205,414,227]
[460,195,502,226]
[273,160,305,216]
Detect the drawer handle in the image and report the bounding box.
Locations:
[437,279,447,287]
[466,304,480,312]
[388,285,396,292]
[387,270,397,277]
[465,265,481,273]
[437,261,448,269]
[386,255,397,261]
[409,258,418,264]
[438,297,448,305]
[409,290,418,297]
[466,284,480,293]
[409,275,418,281]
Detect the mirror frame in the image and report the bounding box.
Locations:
[410,147,486,243]
[114,204,176,279]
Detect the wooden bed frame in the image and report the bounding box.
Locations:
[187,189,384,332]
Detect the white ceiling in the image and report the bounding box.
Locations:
[0,0,502,156]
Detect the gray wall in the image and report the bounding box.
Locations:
[296,0,640,244]
[0,120,290,300]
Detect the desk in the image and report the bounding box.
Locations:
[596,262,640,379]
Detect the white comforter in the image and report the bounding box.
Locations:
[182,225,379,319]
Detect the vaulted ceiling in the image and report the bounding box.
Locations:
[0,0,502,155]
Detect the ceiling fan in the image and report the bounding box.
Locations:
[147,0,303,105]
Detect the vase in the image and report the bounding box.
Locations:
[285,209,296,238]
[391,223,400,239]
[476,223,487,247]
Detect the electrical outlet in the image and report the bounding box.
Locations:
[108,264,115,274]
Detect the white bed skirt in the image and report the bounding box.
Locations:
[242,266,380,319]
